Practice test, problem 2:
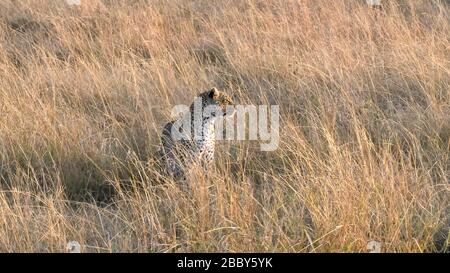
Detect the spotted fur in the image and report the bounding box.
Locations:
[161,87,235,180]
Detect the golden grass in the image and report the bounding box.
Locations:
[0,0,448,252]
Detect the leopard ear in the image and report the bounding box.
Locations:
[208,87,219,99]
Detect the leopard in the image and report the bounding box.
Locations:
[160,87,235,181]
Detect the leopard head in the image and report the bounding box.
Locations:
[199,87,235,118]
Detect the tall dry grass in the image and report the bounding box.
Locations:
[0,0,448,252]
